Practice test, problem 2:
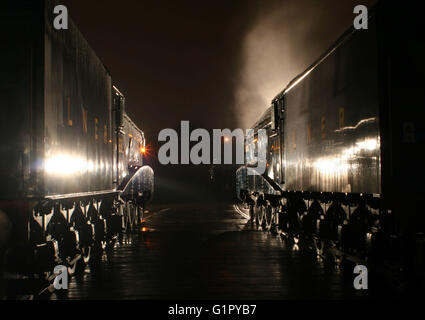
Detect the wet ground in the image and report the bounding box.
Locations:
[57,203,376,300]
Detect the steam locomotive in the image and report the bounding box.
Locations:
[236,1,425,275]
[0,0,154,297]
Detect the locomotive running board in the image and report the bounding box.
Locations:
[45,190,120,201]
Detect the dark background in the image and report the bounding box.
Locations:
[62,0,375,203]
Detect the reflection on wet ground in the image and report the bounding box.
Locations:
[57,203,375,300]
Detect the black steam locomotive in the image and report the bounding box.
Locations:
[0,0,154,297]
[236,2,425,276]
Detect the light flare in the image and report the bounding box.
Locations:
[45,155,86,175]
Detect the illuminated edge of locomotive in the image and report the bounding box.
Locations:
[236,1,425,268]
[0,0,154,297]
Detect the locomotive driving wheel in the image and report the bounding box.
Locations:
[75,246,91,274]
[123,202,136,233]
[249,205,255,222]
[82,246,91,264]
[67,256,79,276]
[253,205,259,226]
[264,206,274,230]
[256,205,264,228]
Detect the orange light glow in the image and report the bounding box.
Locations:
[224,137,230,143]
[140,147,146,154]
[141,227,148,232]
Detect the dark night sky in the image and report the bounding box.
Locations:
[63,0,256,134]
[62,0,375,203]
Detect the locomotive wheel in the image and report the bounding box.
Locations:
[89,241,104,265]
[74,246,91,274]
[67,258,78,276]
[137,205,144,225]
[124,203,137,233]
[260,206,266,228]
[127,207,133,232]
[75,256,87,275]
[105,238,117,252]
[124,213,133,233]
[257,206,264,227]
[123,211,130,233]
[82,246,91,264]
[254,205,259,226]
[264,206,273,230]
[249,205,255,223]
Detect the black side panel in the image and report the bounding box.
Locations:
[284,18,380,194]
[43,0,113,196]
[0,0,114,198]
[377,2,425,227]
[0,1,45,199]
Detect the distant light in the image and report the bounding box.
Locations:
[224,137,230,143]
[140,147,146,154]
[141,227,148,232]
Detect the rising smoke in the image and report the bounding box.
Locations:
[235,0,376,129]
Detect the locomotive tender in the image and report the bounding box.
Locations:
[236,2,425,265]
[0,0,154,296]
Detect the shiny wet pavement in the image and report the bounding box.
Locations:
[58,203,373,300]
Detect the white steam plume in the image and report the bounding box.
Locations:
[235,0,375,129]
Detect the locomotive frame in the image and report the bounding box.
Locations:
[236,1,425,279]
[0,0,154,298]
